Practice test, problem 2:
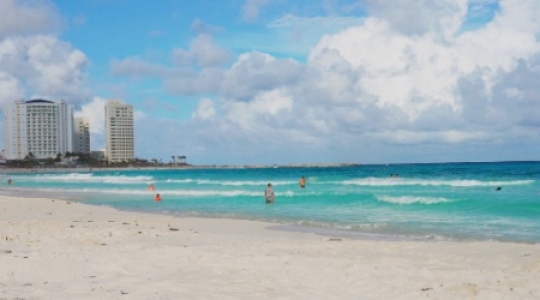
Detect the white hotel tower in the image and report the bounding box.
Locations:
[105,100,134,163]
[3,99,74,160]
[73,117,90,154]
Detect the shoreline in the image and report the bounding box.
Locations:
[2,195,540,299]
[3,188,540,245]
[0,162,360,174]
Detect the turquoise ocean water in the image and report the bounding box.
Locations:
[2,161,540,243]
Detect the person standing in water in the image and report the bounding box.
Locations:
[264,183,275,204]
[299,176,306,188]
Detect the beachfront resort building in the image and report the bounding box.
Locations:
[3,99,75,160]
[73,117,90,154]
[105,100,134,163]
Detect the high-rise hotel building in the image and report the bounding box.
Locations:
[3,99,74,160]
[73,117,90,154]
[105,100,134,163]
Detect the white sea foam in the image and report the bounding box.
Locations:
[165,179,198,183]
[139,188,259,197]
[297,220,387,230]
[284,191,295,197]
[31,173,153,184]
[376,195,453,205]
[13,186,261,197]
[165,179,296,186]
[342,177,534,187]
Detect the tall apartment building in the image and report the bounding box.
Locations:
[73,117,90,154]
[105,100,134,163]
[3,99,74,160]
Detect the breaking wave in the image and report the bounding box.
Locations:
[342,178,533,187]
[376,195,454,205]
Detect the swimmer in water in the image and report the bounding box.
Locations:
[264,183,275,204]
[299,176,306,188]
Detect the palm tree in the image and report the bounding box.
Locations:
[178,155,186,164]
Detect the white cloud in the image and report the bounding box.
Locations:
[362,0,468,39]
[0,0,62,38]
[224,89,293,127]
[134,110,145,121]
[0,0,98,153]
[191,19,222,35]
[0,0,89,107]
[221,52,303,99]
[503,87,523,99]
[268,14,363,29]
[192,98,216,121]
[74,97,106,150]
[0,35,89,106]
[112,34,230,79]
[310,0,540,122]
[0,71,25,105]
[75,97,146,151]
[173,34,230,68]
[162,51,303,98]
[242,0,271,22]
[74,97,106,135]
[111,0,540,164]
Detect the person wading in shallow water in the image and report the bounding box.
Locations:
[264,183,275,204]
[299,176,306,188]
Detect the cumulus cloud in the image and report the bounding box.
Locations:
[242,0,271,22]
[0,35,89,106]
[173,34,230,68]
[74,97,106,151]
[113,0,540,163]
[0,0,89,108]
[192,98,216,121]
[0,0,62,38]
[112,32,230,80]
[310,0,540,125]
[162,51,303,98]
[0,72,25,104]
[362,0,468,39]
[221,52,303,99]
[223,89,293,128]
[74,97,107,135]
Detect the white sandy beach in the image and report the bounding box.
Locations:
[1,196,539,299]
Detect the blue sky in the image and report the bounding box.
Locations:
[1,0,540,165]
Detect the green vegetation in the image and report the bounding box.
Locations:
[2,152,190,169]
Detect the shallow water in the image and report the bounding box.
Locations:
[2,161,539,243]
